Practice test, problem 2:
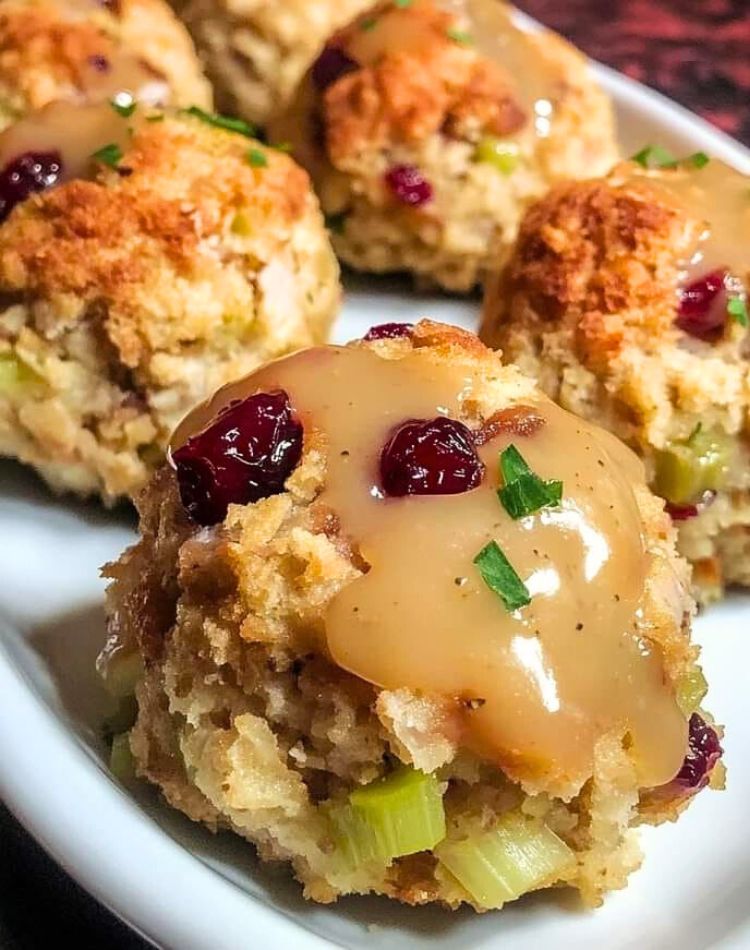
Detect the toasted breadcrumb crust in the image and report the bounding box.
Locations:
[0,0,211,125]
[102,321,711,908]
[480,165,750,601]
[179,0,373,125]
[0,112,340,502]
[269,0,617,292]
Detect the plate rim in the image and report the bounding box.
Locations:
[1,64,750,950]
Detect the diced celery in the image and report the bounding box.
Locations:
[653,428,732,504]
[102,650,144,699]
[435,810,575,909]
[328,766,446,865]
[0,352,40,394]
[474,137,519,175]
[676,667,708,716]
[103,694,138,736]
[109,731,136,782]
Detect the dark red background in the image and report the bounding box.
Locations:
[517,0,750,145]
[1,3,748,948]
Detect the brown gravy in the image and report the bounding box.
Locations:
[173,344,688,789]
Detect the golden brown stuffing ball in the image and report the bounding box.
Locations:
[0,99,340,503]
[480,153,750,602]
[268,0,618,292]
[100,321,721,910]
[179,0,373,125]
[0,0,212,127]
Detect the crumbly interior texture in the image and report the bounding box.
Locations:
[270,0,618,292]
[103,323,710,909]
[0,113,340,502]
[180,0,373,125]
[480,166,750,601]
[0,0,212,126]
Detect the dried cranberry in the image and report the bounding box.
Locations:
[312,46,358,92]
[673,713,722,791]
[364,323,413,341]
[676,269,729,341]
[171,390,303,526]
[0,151,64,222]
[665,489,717,522]
[380,417,484,496]
[88,54,110,72]
[385,164,433,207]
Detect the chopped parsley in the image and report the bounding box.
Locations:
[630,144,677,169]
[688,151,710,169]
[183,106,256,138]
[145,113,165,123]
[91,142,123,168]
[272,141,293,153]
[473,541,531,612]
[631,145,712,171]
[497,444,562,520]
[446,27,473,45]
[394,0,412,6]
[360,15,377,30]
[246,148,268,168]
[110,93,136,118]
[728,296,749,327]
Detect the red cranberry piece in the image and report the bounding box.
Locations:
[673,713,722,792]
[0,151,64,222]
[676,269,729,341]
[312,46,359,92]
[385,164,433,207]
[364,323,413,341]
[88,54,111,72]
[171,390,303,526]
[665,489,716,522]
[380,417,484,496]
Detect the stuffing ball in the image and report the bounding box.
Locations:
[179,0,373,125]
[268,0,618,292]
[0,0,212,126]
[100,321,721,910]
[480,153,750,602]
[0,99,340,503]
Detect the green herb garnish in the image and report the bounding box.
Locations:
[394,0,412,6]
[145,113,165,123]
[360,16,377,29]
[473,541,531,612]
[497,444,562,519]
[183,106,256,138]
[630,144,678,169]
[728,296,749,327]
[246,148,268,168]
[446,27,473,45]
[272,141,293,153]
[110,94,136,118]
[91,143,123,168]
[688,151,710,169]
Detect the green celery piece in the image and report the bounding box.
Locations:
[474,541,530,611]
[475,137,519,175]
[728,296,749,327]
[436,811,575,909]
[676,667,708,716]
[102,649,144,699]
[0,352,40,394]
[109,732,136,782]
[328,767,446,866]
[653,428,732,504]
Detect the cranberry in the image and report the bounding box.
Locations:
[380,417,484,496]
[665,489,716,522]
[312,46,359,92]
[0,151,64,222]
[385,164,433,207]
[673,713,722,792]
[364,323,413,341]
[171,390,303,526]
[88,54,110,72]
[676,269,729,341]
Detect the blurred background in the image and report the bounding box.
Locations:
[2,1,749,947]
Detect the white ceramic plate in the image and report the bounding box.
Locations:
[2,53,750,950]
